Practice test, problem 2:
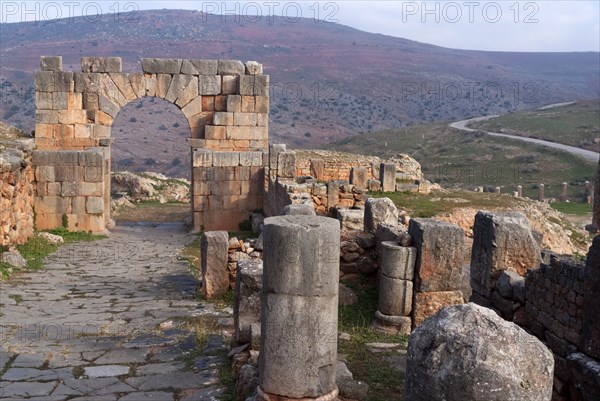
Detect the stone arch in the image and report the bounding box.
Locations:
[32,56,269,232]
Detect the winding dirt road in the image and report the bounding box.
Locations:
[450,115,599,164]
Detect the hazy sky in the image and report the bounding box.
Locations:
[1,1,599,52]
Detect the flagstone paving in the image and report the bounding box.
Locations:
[0,222,232,400]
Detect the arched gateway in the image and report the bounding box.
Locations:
[32,56,269,232]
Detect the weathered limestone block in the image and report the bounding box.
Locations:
[165,74,192,103]
[337,208,364,231]
[380,162,396,192]
[81,57,122,73]
[368,179,381,192]
[412,291,464,327]
[378,275,413,316]
[309,159,325,181]
[234,259,263,346]
[470,211,540,299]
[199,75,221,96]
[364,197,398,232]
[201,231,229,299]
[245,61,263,75]
[283,204,316,216]
[218,60,245,75]
[40,56,62,71]
[141,58,182,74]
[405,303,554,401]
[260,215,340,399]
[380,242,416,280]
[581,235,600,359]
[277,152,296,178]
[408,218,464,292]
[180,59,218,75]
[350,167,369,189]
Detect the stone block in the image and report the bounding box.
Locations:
[36,110,59,124]
[277,152,296,178]
[33,196,68,215]
[409,218,465,292]
[218,60,245,75]
[254,75,269,96]
[380,162,396,192]
[140,58,182,74]
[201,231,230,299]
[470,211,541,299]
[213,112,233,126]
[155,74,172,99]
[203,126,225,140]
[40,56,62,71]
[227,95,242,112]
[234,259,263,345]
[61,181,78,197]
[368,179,381,192]
[350,167,369,189]
[336,208,364,231]
[199,75,221,95]
[181,96,202,119]
[35,92,53,109]
[239,152,262,167]
[221,75,239,95]
[180,59,218,75]
[175,77,198,108]
[34,71,55,92]
[234,112,257,126]
[165,74,192,103]
[239,75,255,95]
[58,110,86,125]
[241,96,255,112]
[78,181,103,196]
[245,61,263,75]
[81,57,122,73]
[255,96,269,113]
[379,276,413,316]
[86,197,104,214]
[212,152,240,167]
[283,204,316,216]
[99,96,120,118]
[364,197,398,232]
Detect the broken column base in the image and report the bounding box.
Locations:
[256,385,339,401]
[372,310,411,336]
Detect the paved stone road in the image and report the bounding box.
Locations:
[0,222,232,400]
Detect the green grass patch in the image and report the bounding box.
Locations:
[338,275,407,400]
[227,230,255,241]
[550,202,593,215]
[1,229,106,279]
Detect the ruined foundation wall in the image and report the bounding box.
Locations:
[1,143,35,246]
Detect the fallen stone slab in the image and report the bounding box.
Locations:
[84,365,129,378]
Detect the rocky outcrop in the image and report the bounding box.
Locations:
[405,303,554,401]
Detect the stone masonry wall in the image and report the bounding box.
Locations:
[32,149,108,232]
[192,150,265,231]
[1,143,35,246]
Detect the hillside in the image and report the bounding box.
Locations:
[1,9,599,149]
[1,9,598,177]
[327,122,597,199]
[467,99,600,152]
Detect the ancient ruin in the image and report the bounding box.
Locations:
[32,56,268,232]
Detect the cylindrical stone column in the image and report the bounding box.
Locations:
[584,181,592,203]
[259,216,340,400]
[495,187,501,194]
[560,182,568,201]
[373,241,416,335]
[517,185,522,198]
[538,183,545,201]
